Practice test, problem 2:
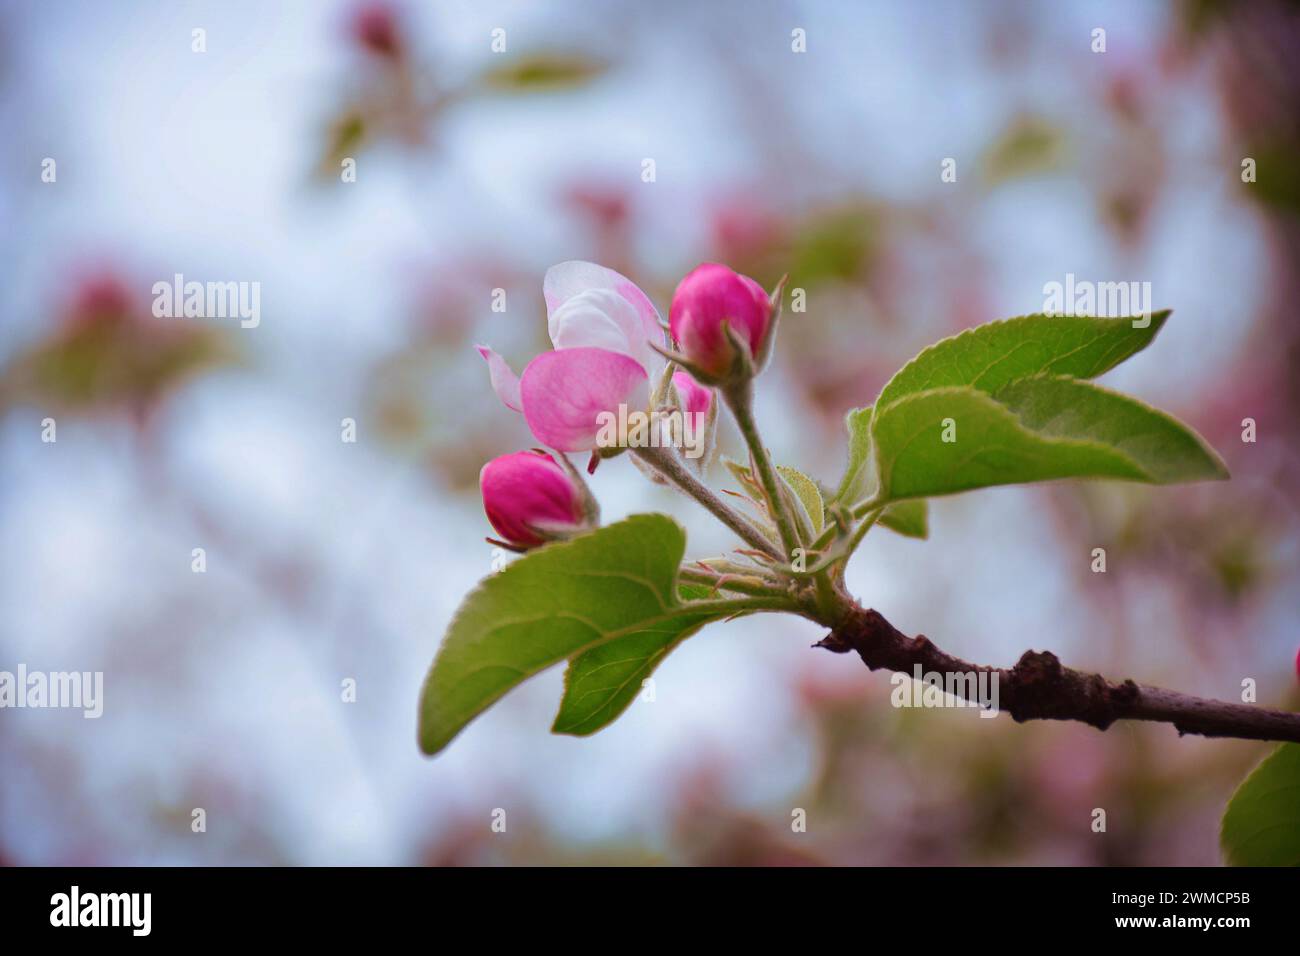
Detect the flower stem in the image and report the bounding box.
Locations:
[721,381,843,622]
[632,446,782,560]
[722,381,803,562]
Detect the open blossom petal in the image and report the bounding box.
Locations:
[544,261,663,368]
[476,345,523,412]
[547,288,659,371]
[519,347,649,452]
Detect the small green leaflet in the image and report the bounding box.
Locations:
[831,406,874,505]
[1221,743,1300,866]
[476,52,609,92]
[722,456,761,499]
[873,376,1227,501]
[877,499,928,538]
[777,465,825,534]
[419,515,754,754]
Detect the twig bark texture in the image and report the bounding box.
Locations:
[818,604,1300,744]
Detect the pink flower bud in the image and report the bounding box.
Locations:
[669,263,771,379]
[64,269,135,329]
[349,2,403,59]
[480,450,586,549]
[672,371,713,417]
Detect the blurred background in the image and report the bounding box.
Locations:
[1,0,1298,865]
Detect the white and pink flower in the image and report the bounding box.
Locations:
[477,261,664,452]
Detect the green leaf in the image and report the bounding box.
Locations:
[874,311,1170,415]
[981,114,1067,186]
[994,376,1229,481]
[552,605,723,737]
[878,500,928,539]
[777,465,824,534]
[1221,743,1300,866]
[831,405,873,505]
[554,578,788,737]
[873,376,1228,501]
[419,515,752,755]
[836,314,1170,511]
[317,110,367,179]
[476,52,609,93]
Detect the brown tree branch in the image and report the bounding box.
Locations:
[817,604,1300,744]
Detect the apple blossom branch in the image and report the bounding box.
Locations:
[469,259,1291,747]
[817,604,1300,744]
